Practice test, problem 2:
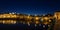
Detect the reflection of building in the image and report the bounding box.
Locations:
[2,20,16,24]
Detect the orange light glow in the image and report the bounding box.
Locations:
[44,17,49,20]
[35,21,39,24]
[0,20,17,24]
[35,17,39,20]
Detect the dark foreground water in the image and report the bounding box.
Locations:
[0,24,49,30]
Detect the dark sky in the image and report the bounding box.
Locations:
[0,0,60,15]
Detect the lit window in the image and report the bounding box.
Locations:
[3,16,6,18]
[27,16,30,18]
[26,16,32,20]
[12,15,16,18]
[35,17,39,20]
[7,16,10,18]
[44,17,49,20]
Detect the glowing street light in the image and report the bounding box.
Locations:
[35,17,39,20]
[44,17,49,20]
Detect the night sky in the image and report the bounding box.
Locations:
[0,0,60,15]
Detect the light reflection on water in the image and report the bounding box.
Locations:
[0,23,49,30]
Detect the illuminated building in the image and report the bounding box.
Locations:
[0,12,57,24]
[54,11,60,20]
[0,11,59,30]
